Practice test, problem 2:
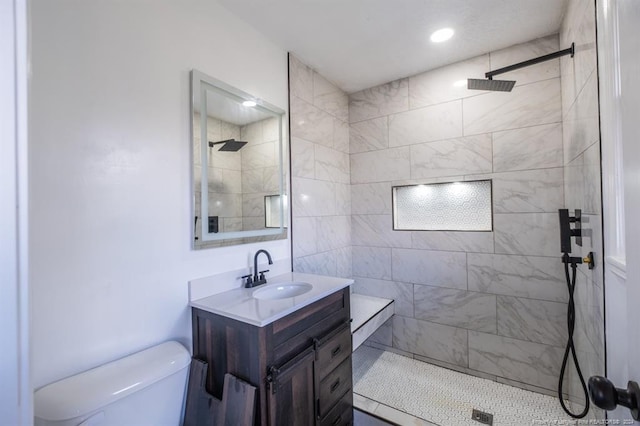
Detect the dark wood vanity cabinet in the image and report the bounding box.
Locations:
[192,287,352,426]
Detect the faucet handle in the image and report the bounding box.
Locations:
[241,274,254,288]
[258,269,270,280]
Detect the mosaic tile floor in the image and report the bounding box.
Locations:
[353,346,577,426]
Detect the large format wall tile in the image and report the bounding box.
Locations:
[313,72,349,122]
[352,277,414,317]
[560,0,597,115]
[292,217,317,258]
[468,331,564,390]
[317,215,351,252]
[292,178,336,217]
[349,79,409,123]
[410,134,492,179]
[583,143,602,215]
[463,78,561,135]
[411,231,494,253]
[392,248,467,289]
[393,316,468,366]
[467,253,567,302]
[291,137,315,179]
[241,193,265,218]
[409,54,490,108]
[494,213,560,256]
[491,168,564,213]
[352,214,412,248]
[333,119,350,153]
[290,96,334,147]
[289,54,313,103]
[564,153,584,215]
[365,318,393,346]
[414,286,497,333]
[352,246,392,280]
[489,35,560,87]
[350,117,388,153]
[207,193,242,217]
[563,71,599,163]
[351,182,393,215]
[241,141,276,170]
[351,147,411,183]
[388,101,463,147]
[492,123,563,172]
[315,145,350,184]
[497,296,567,347]
[335,182,351,216]
[293,250,337,276]
[335,246,352,278]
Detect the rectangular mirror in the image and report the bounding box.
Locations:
[191,70,288,249]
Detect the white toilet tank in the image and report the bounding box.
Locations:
[34,341,191,426]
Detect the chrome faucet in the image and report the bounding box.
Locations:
[243,249,273,288]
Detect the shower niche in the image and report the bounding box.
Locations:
[191,70,288,249]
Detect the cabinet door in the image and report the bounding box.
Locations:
[267,347,315,426]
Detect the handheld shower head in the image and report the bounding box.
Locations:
[208,139,248,152]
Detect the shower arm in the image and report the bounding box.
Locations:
[485,43,575,80]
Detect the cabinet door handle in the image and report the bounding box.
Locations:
[330,378,341,393]
[331,345,342,358]
[332,415,342,425]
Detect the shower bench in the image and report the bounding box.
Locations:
[350,293,394,351]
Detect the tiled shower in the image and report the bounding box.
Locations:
[290,0,604,421]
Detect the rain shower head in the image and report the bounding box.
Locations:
[208,139,248,152]
[467,78,516,92]
[467,43,575,93]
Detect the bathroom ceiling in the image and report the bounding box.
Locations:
[218,0,569,93]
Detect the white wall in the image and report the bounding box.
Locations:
[29,0,290,389]
[1,0,30,423]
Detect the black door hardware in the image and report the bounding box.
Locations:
[589,376,639,420]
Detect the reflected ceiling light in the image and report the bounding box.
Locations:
[242,100,257,107]
[430,28,454,43]
[453,79,467,87]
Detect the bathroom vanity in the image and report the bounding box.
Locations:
[191,273,353,426]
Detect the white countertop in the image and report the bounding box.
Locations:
[190,272,353,327]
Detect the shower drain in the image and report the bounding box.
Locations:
[471,408,494,425]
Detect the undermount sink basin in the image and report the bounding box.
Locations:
[252,282,313,300]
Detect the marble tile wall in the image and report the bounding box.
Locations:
[193,114,244,238]
[350,35,571,394]
[240,117,280,231]
[560,0,605,419]
[289,54,352,277]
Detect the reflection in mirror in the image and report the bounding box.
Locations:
[191,70,288,249]
[265,195,288,228]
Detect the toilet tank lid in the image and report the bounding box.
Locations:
[34,341,191,421]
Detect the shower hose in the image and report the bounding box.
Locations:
[558,256,590,418]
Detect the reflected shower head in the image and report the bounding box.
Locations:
[467,78,516,92]
[208,139,248,152]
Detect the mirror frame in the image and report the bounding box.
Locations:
[191,70,288,248]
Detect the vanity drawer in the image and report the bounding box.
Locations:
[315,321,351,379]
[319,391,353,426]
[271,289,349,366]
[317,357,352,418]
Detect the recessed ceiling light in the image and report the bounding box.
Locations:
[242,100,257,107]
[430,28,454,43]
[453,79,467,87]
